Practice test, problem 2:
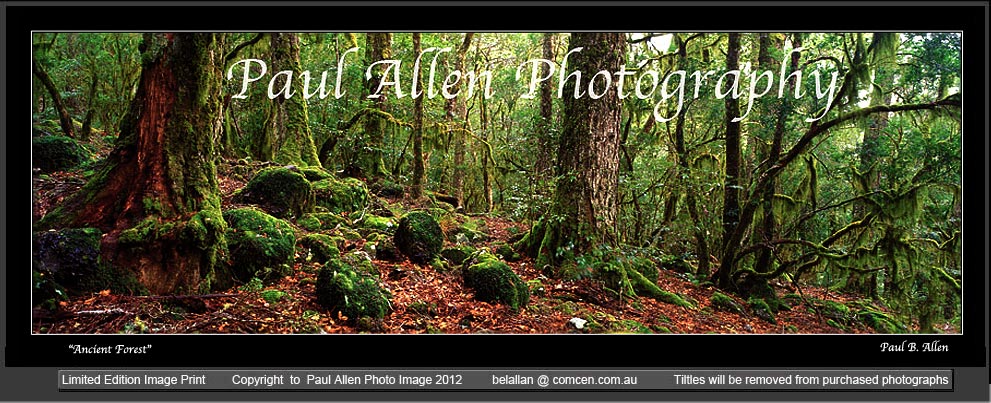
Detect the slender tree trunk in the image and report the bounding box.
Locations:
[360,33,393,179]
[534,32,556,179]
[447,33,474,207]
[410,33,426,199]
[38,33,227,295]
[716,33,742,289]
[80,73,98,141]
[480,90,493,213]
[33,56,76,139]
[268,33,321,167]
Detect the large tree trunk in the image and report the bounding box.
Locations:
[716,33,742,289]
[447,33,474,207]
[410,33,426,199]
[37,33,227,295]
[32,55,76,139]
[359,32,393,179]
[267,33,321,167]
[516,32,624,272]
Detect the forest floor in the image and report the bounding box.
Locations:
[31,146,957,335]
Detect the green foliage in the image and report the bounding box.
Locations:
[234,167,314,219]
[316,259,392,319]
[32,136,91,173]
[260,289,287,304]
[223,207,296,284]
[462,252,530,312]
[394,211,444,264]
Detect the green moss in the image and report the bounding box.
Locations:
[260,289,287,303]
[710,292,744,314]
[316,259,391,319]
[394,211,444,264]
[442,215,487,244]
[298,166,333,182]
[233,167,314,219]
[33,136,91,173]
[857,310,908,333]
[118,217,161,245]
[299,233,341,263]
[341,250,377,275]
[493,242,522,262]
[374,237,401,261]
[223,207,296,284]
[372,180,405,197]
[33,228,145,296]
[555,301,579,315]
[298,212,347,232]
[609,319,653,334]
[748,297,777,324]
[312,177,369,214]
[630,256,659,284]
[818,300,851,322]
[462,252,529,312]
[360,215,395,233]
[440,245,476,266]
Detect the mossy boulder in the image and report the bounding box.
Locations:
[233,167,314,219]
[630,256,659,284]
[297,212,348,232]
[462,252,529,311]
[441,245,477,266]
[298,166,334,182]
[360,215,396,233]
[440,214,487,244]
[316,259,391,319]
[710,292,744,315]
[312,177,369,215]
[371,179,405,198]
[493,242,522,262]
[394,211,444,264]
[373,237,401,261]
[857,310,908,333]
[223,207,296,283]
[299,233,341,263]
[341,250,377,275]
[33,228,144,296]
[33,136,90,173]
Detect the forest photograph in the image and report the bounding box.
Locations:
[30,32,962,335]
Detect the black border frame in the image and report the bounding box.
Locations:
[6,2,987,374]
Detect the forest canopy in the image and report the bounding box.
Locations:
[31,32,961,335]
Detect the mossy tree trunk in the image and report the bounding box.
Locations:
[410,33,426,199]
[37,33,227,295]
[266,33,321,167]
[32,54,76,139]
[358,33,393,180]
[517,32,624,272]
[715,33,742,290]
[447,33,473,207]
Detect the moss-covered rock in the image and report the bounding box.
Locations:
[360,215,396,233]
[299,233,341,263]
[857,310,908,333]
[710,292,744,314]
[630,256,659,284]
[748,297,777,324]
[394,211,444,264]
[298,166,334,182]
[316,259,391,319]
[341,250,377,275]
[33,228,144,296]
[233,167,314,219]
[462,252,529,311]
[312,177,369,215]
[441,245,476,266]
[33,136,91,173]
[371,179,405,198]
[297,212,348,232]
[223,207,296,283]
[374,237,401,261]
[493,242,522,262]
[440,214,487,244]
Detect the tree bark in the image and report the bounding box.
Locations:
[32,55,76,139]
[410,33,426,199]
[716,33,742,289]
[37,33,227,295]
[447,33,474,207]
[516,32,625,271]
[267,33,321,167]
[360,32,393,179]
[534,32,556,179]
